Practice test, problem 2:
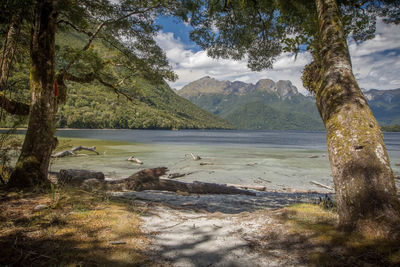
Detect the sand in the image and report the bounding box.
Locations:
[113,190,326,266]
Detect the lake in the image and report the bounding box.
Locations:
[9,129,400,191]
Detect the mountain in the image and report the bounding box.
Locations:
[363,88,400,125]
[178,77,324,130]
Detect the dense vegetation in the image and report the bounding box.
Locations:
[0,33,232,130]
[57,79,232,129]
[225,101,323,130]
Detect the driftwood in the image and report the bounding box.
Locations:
[200,162,213,166]
[186,153,201,160]
[226,183,266,191]
[310,181,333,191]
[54,167,256,196]
[106,168,255,195]
[127,156,143,164]
[52,146,99,158]
[58,169,105,185]
[167,172,194,179]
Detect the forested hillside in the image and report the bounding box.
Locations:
[56,78,232,129]
[0,33,232,130]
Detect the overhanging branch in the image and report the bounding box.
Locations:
[64,72,132,101]
[0,91,29,115]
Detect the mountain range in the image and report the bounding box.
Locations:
[178,76,324,130]
[177,76,400,130]
[364,89,400,126]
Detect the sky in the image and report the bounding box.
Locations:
[155,17,400,95]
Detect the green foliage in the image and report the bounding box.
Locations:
[54,77,232,129]
[381,125,400,132]
[188,0,400,71]
[225,101,323,130]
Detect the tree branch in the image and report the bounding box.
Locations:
[64,72,132,101]
[0,91,29,115]
[56,19,92,36]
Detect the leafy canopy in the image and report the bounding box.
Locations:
[188,0,400,71]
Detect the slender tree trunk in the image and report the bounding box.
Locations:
[8,0,58,188]
[313,0,400,238]
[0,9,30,116]
[0,9,22,87]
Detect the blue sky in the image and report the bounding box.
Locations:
[155,17,400,94]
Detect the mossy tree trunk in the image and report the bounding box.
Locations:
[312,0,400,238]
[8,0,58,188]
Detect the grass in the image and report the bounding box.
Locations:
[0,186,150,266]
[257,203,400,266]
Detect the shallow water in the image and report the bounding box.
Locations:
[44,129,400,191]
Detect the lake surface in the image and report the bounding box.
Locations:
[8,129,400,191]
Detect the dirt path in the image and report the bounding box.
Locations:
[114,190,326,266]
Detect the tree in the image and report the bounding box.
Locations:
[1,0,182,188]
[189,0,400,238]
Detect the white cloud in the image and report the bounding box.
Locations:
[156,19,400,94]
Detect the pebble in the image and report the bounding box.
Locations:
[33,204,48,211]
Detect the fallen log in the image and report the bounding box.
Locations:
[106,168,255,196]
[226,183,266,191]
[186,153,201,160]
[127,155,143,164]
[58,169,105,185]
[310,181,333,191]
[166,172,194,179]
[52,167,256,196]
[52,146,99,158]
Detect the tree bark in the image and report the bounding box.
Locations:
[313,0,400,238]
[8,0,58,188]
[0,9,22,87]
[0,8,30,116]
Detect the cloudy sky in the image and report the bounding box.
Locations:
[155,17,400,95]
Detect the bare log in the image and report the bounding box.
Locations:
[57,169,105,185]
[52,146,99,158]
[106,167,168,191]
[186,153,201,160]
[310,181,333,191]
[226,183,266,191]
[106,168,255,195]
[167,172,188,179]
[127,155,143,164]
[52,167,256,196]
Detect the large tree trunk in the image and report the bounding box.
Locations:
[8,0,58,188]
[313,0,400,238]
